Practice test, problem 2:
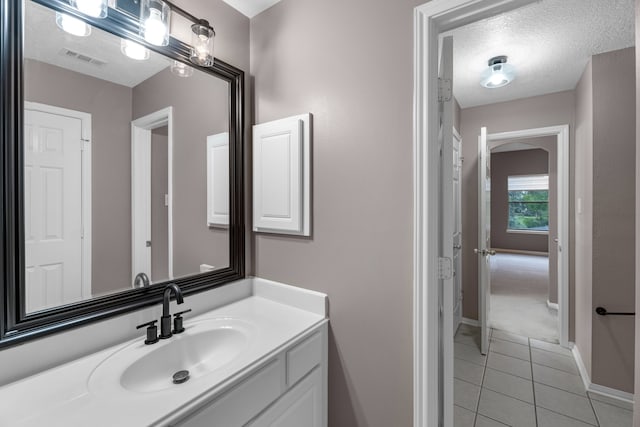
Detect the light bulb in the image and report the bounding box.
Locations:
[171,61,194,78]
[480,57,515,89]
[144,8,168,46]
[55,12,91,37]
[489,72,507,86]
[71,0,107,18]
[121,39,150,61]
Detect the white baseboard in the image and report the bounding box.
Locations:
[461,317,479,327]
[546,300,559,311]
[571,343,634,405]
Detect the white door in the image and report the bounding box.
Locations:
[438,35,455,427]
[452,131,463,331]
[24,109,84,312]
[477,127,494,355]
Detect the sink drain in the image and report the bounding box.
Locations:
[172,370,190,384]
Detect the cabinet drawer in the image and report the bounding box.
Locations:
[286,332,322,387]
[176,359,283,427]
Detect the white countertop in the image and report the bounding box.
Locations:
[0,278,327,427]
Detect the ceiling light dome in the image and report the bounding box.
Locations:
[480,56,515,89]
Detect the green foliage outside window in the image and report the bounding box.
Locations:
[508,190,549,231]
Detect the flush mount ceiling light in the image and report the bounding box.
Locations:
[171,60,194,77]
[70,0,108,18]
[480,56,515,89]
[140,0,171,46]
[56,12,91,37]
[190,19,215,67]
[121,39,150,60]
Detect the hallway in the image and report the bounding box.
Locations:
[490,253,558,343]
[453,324,632,426]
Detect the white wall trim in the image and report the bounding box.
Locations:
[571,344,634,404]
[131,107,174,282]
[461,317,480,327]
[25,101,93,300]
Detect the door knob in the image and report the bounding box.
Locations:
[553,238,559,243]
[474,248,495,256]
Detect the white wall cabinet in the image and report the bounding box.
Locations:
[253,114,311,236]
[171,323,327,427]
[207,132,229,227]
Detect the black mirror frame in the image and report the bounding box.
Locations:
[0,0,245,348]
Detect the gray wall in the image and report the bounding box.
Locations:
[590,47,636,392]
[250,0,421,425]
[490,147,550,253]
[151,127,169,281]
[635,0,640,420]
[459,91,576,334]
[133,68,230,277]
[24,59,133,297]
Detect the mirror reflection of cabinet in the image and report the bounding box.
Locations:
[0,0,245,348]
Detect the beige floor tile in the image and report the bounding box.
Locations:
[475,414,509,426]
[591,399,633,427]
[490,339,531,361]
[587,391,634,411]
[486,352,532,380]
[536,407,597,427]
[477,389,536,427]
[455,342,487,367]
[529,338,572,356]
[454,404,476,427]
[482,368,534,403]
[532,363,586,396]
[492,329,529,346]
[455,358,485,386]
[534,383,597,425]
[454,378,481,412]
[531,348,578,375]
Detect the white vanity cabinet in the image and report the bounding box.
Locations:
[172,323,327,427]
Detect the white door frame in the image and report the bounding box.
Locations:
[487,126,570,348]
[413,1,541,425]
[131,107,173,282]
[25,101,92,300]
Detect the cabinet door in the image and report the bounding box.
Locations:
[248,368,323,427]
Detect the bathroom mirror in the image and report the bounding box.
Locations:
[0,0,244,346]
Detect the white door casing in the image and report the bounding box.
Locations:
[207,132,230,227]
[452,129,463,331]
[24,103,92,312]
[413,1,541,425]
[438,36,455,427]
[131,107,173,282]
[477,127,493,355]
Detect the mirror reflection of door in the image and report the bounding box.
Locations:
[24,104,91,312]
[151,126,169,282]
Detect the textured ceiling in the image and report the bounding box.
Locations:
[448,0,635,108]
[26,1,170,88]
[222,0,282,18]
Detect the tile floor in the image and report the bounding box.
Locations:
[454,324,634,427]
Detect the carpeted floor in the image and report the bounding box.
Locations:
[489,253,559,343]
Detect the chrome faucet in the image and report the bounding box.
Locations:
[160,284,184,339]
[133,272,150,288]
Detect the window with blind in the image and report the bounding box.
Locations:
[507,174,549,232]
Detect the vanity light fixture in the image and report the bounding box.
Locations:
[190,20,215,66]
[121,39,150,60]
[70,0,108,18]
[171,60,194,77]
[480,55,515,89]
[56,12,91,37]
[140,0,171,46]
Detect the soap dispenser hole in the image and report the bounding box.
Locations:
[172,370,190,384]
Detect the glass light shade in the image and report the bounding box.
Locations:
[480,62,516,88]
[70,0,108,18]
[140,0,171,46]
[171,60,194,78]
[55,12,91,37]
[190,21,214,67]
[121,39,150,60]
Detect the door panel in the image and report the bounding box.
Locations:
[452,131,463,331]
[24,109,84,312]
[477,127,492,355]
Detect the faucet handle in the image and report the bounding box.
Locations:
[172,309,192,334]
[136,320,159,345]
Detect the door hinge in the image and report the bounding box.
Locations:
[438,78,452,102]
[438,257,453,280]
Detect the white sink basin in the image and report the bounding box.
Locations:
[89,318,254,394]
